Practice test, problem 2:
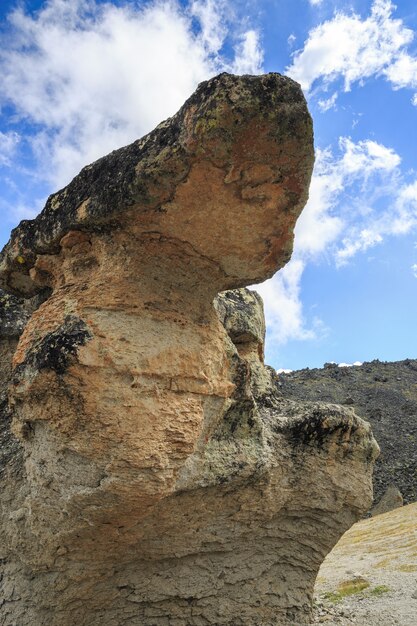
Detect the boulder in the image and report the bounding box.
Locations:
[278,359,417,507]
[0,73,378,626]
[371,484,403,517]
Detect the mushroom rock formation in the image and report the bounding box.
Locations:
[0,73,378,625]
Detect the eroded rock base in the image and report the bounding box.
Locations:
[0,293,377,626]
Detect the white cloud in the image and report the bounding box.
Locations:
[287,34,296,47]
[0,196,44,229]
[336,229,383,264]
[412,263,417,278]
[232,29,263,75]
[191,0,227,54]
[321,140,413,264]
[287,0,416,96]
[397,180,417,205]
[12,203,42,221]
[0,0,262,191]
[338,137,401,175]
[384,51,417,89]
[295,138,400,260]
[0,131,20,166]
[309,0,324,6]
[318,91,338,111]
[261,135,417,343]
[294,147,345,257]
[256,258,316,344]
[337,177,417,263]
[338,361,363,367]
[392,180,417,233]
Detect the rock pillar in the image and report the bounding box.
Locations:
[0,73,377,625]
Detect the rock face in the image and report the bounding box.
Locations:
[0,73,378,626]
[278,359,417,508]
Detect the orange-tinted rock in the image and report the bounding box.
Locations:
[0,74,378,626]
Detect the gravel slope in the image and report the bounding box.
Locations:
[313,503,417,625]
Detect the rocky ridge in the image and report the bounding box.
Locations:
[278,360,417,507]
[0,73,378,625]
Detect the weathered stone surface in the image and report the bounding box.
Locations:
[214,288,272,396]
[0,73,377,626]
[0,290,31,338]
[278,359,417,507]
[215,288,265,350]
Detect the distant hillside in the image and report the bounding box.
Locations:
[278,359,417,506]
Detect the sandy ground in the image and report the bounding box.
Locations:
[312,503,417,625]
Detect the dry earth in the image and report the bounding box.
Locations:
[313,503,417,625]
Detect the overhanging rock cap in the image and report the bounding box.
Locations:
[0,72,314,297]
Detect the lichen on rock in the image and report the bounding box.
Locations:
[0,73,378,626]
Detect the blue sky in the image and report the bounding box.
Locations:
[1,0,417,370]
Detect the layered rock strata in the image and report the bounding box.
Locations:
[0,73,378,625]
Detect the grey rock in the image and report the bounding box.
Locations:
[214,288,265,352]
[279,359,417,506]
[371,484,403,516]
